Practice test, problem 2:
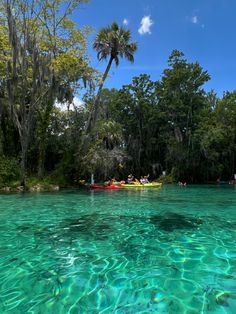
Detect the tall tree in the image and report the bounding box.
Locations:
[156,50,210,180]
[86,22,137,132]
[216,91,236,178]
[0,23,10,154]
[112,75,159,176]
[35,0,94,178]
[2,0,93,185]
[3,0,47,186]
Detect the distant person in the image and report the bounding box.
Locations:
[143,174,150,184]
[127,174,135,184]
[140,176,145,184]
[111,178,116,185]
[107,178,116,186]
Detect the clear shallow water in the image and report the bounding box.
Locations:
[0,185,235,313]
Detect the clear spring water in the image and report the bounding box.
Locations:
[0,185,235,313]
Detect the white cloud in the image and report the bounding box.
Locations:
[123,18,129,26]
[73,96,84,108]
[190,15,205,28]
[138,15,153,35]
[55,100,68,111]
[55,96,84,111]
[191,15,198,24]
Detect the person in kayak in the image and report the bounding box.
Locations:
[140,176,145,184]
[143,175,150,184]
[107,178,116,186]
[127,174,141,185]
[127,174,135,184]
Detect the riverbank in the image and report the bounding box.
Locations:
[0,177,85,192]
[0,183,60,193]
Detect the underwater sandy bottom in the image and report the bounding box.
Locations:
[0,185,235,313]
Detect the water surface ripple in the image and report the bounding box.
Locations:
[0,185,236,313]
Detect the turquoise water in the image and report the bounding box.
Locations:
[0,185,236,313]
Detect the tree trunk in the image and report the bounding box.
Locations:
[37,97,54,178]
[38,139,46,179]
[86,56,114,133]
[20,137,28,187]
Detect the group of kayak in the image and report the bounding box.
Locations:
[91,182,162,190]
[90,174,162,190]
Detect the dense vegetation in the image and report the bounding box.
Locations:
[0,0,235,189]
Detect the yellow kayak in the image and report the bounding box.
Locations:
[121,183,162,188]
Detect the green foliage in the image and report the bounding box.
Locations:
[156,174,176,184]
[109,75,160,176]
[0,0,95,186]
[80,118,126,180]
[86,22,138,132]
[0,156,19,187]
[44,169,72,187]
[93,22,138,66]
[155,50,211,180]
[0,25,10,78]
[1,30,236,186]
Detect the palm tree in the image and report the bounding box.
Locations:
[86,22,137,132]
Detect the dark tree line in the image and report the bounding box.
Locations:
[79,51,236,183]
[0,1,235,188]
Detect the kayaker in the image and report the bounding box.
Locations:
[143,175,150,184]
[140,176,145,184]
[108,178,116,186]
[127,174,135,184]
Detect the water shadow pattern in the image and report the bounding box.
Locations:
[150,212,203,232]
[0,186,236,313]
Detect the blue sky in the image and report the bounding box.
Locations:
[73,0,236,97]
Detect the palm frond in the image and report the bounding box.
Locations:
[93,22,137,65]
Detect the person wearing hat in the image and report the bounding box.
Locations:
[127,174,134,184]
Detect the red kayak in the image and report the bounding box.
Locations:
[90,184,123,190]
